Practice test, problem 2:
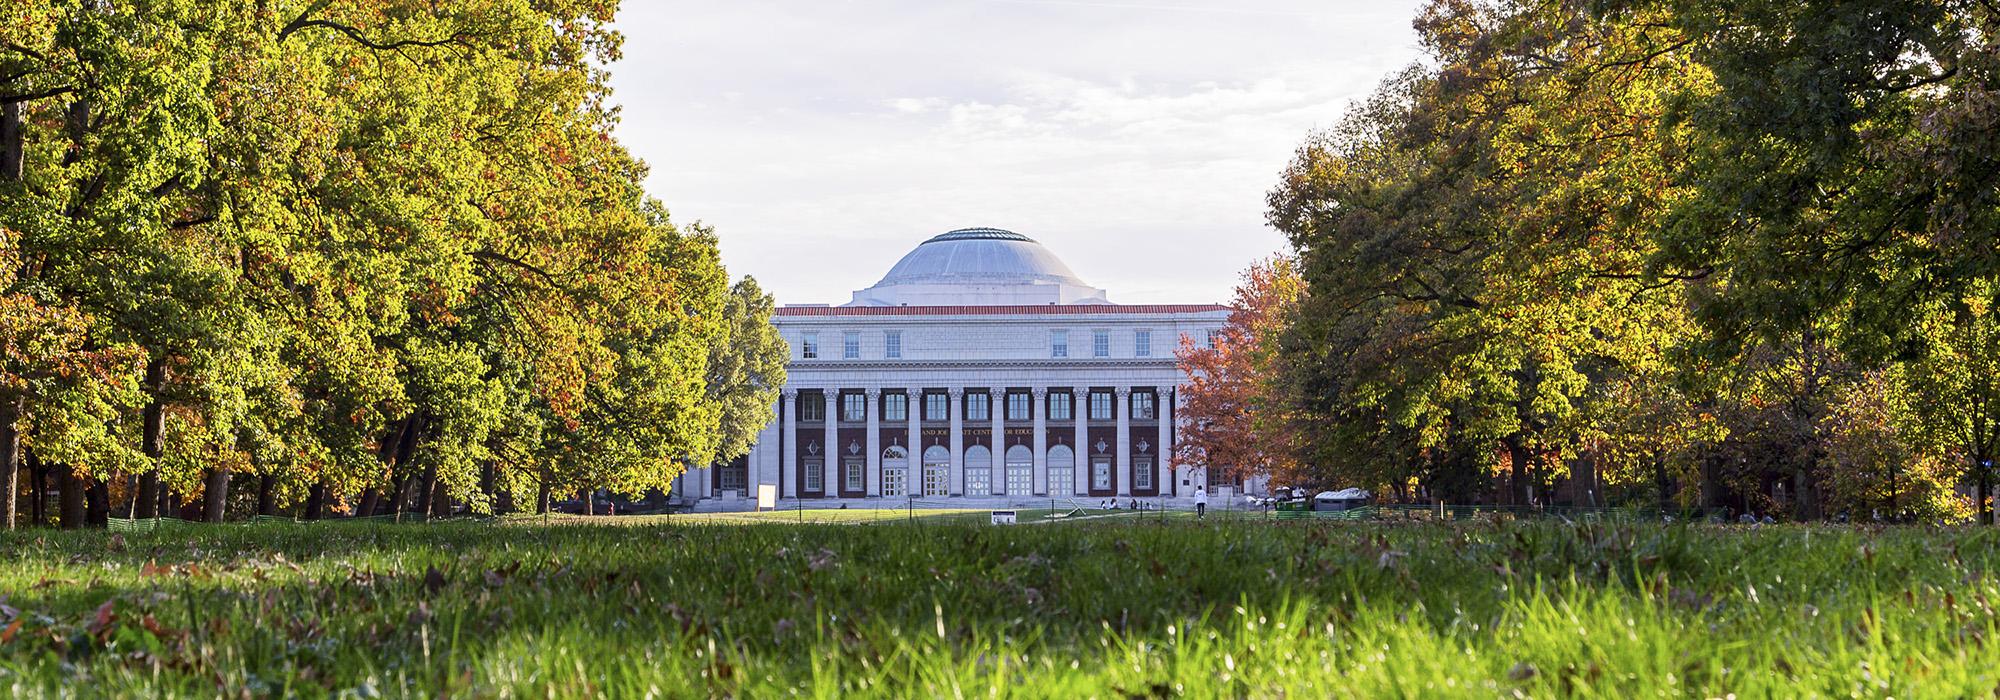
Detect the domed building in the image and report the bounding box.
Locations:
[847,228,1111,307]
[678,228,1234,510]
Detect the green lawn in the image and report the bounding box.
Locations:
[3,518,1998,697]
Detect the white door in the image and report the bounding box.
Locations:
[1005,445,1033,495]
[965,445,992,495]
[1047,445,1075,497]
[922,445,949,496]
[883,446,908,497]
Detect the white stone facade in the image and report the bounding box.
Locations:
[677,228,1236,510]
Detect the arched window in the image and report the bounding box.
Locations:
[1005,445,1033,495]
[1047,445,1075,497]
[882,446,909,497]
[921,445,950,496]
[965,445,992,495]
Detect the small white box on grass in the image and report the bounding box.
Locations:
[990,510,1017,525]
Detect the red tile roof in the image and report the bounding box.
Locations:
[774,304,1231,317]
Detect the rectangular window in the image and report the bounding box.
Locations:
[844,458,864,492]
[1205,329,1219,350]
[1048,392,1073,421]
[1131,392,1155,421]
[804,457,823,491]
[800,394,825,422]
[1006,392,1030,421]
[842,393,866,422]
[1051,330,1068,358]
[1135,458,1153,490]
[720,463,747,492]
[967,392,990,421]
[1135,330,1151,358]
[925,392,948,422]
[1089,391,1113,421]
[1093,330,1110,358]
[884,330,902,359]
[884,393,907,422]
[801,332,819,359]
[843,331,860,359]
[1092,458,1112,490]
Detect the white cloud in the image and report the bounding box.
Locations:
[607,0,1428,305]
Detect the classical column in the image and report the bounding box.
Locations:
[907,388,923,497]
[947,389,964,496]
[1031,388,1048,496]
[781,390,798,499]
[865,389,881,497]
[1073,388,1089,495]
[989,390,1005,496]
[1160,387,1175,497]
[823,390,839,499]
[1115,387,1132,497]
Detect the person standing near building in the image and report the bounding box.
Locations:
[1194,487,1208,518]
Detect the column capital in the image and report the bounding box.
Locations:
[1115,387,1132,398]
[1031,387,1048,399]
[865,388,881,398]
[908,387,924,395]
[781,389,798,400]
[947,388,965,399]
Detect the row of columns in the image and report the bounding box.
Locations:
[775,386,1173,499]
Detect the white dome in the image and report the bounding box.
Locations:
[846,228,1111,307]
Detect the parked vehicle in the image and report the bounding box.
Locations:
[1313,488,1372,512]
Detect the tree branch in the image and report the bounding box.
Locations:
[278,6,464,52]
[0,85,73,105]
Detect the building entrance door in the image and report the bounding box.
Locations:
[883,446,908,497]
[1047,445,1075,497]
[1005,445,1032,495]
[921,446,949,497]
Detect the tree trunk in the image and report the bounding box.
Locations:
[0,100,23,182]
[303,482,327,520]
[429,478,450,518]
[1980,469,1992,526]
[536,472,550,514]
[203,467,230,522]
[479,462,499,514]
[28,450,46,526]
[1503,434,1532,507]
[0,395,20,530]
[56,468,85,529]
[415,465,436,516]
[494,477,515,515]
[135,357,168,518]
[355,488,380,518]
[86,479,108,526]
[256,473,276,516]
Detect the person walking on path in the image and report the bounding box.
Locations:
[1194,487,1208,518]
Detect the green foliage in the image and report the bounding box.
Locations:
[1267,0,2000,518]
[0,1,776,524]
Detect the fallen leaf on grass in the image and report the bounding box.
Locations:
[0,618,21,644]
[808,549,838,572]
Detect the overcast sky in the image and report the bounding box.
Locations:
[606,0,1429,306]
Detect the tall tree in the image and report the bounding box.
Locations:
[1174,257,1307,488]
